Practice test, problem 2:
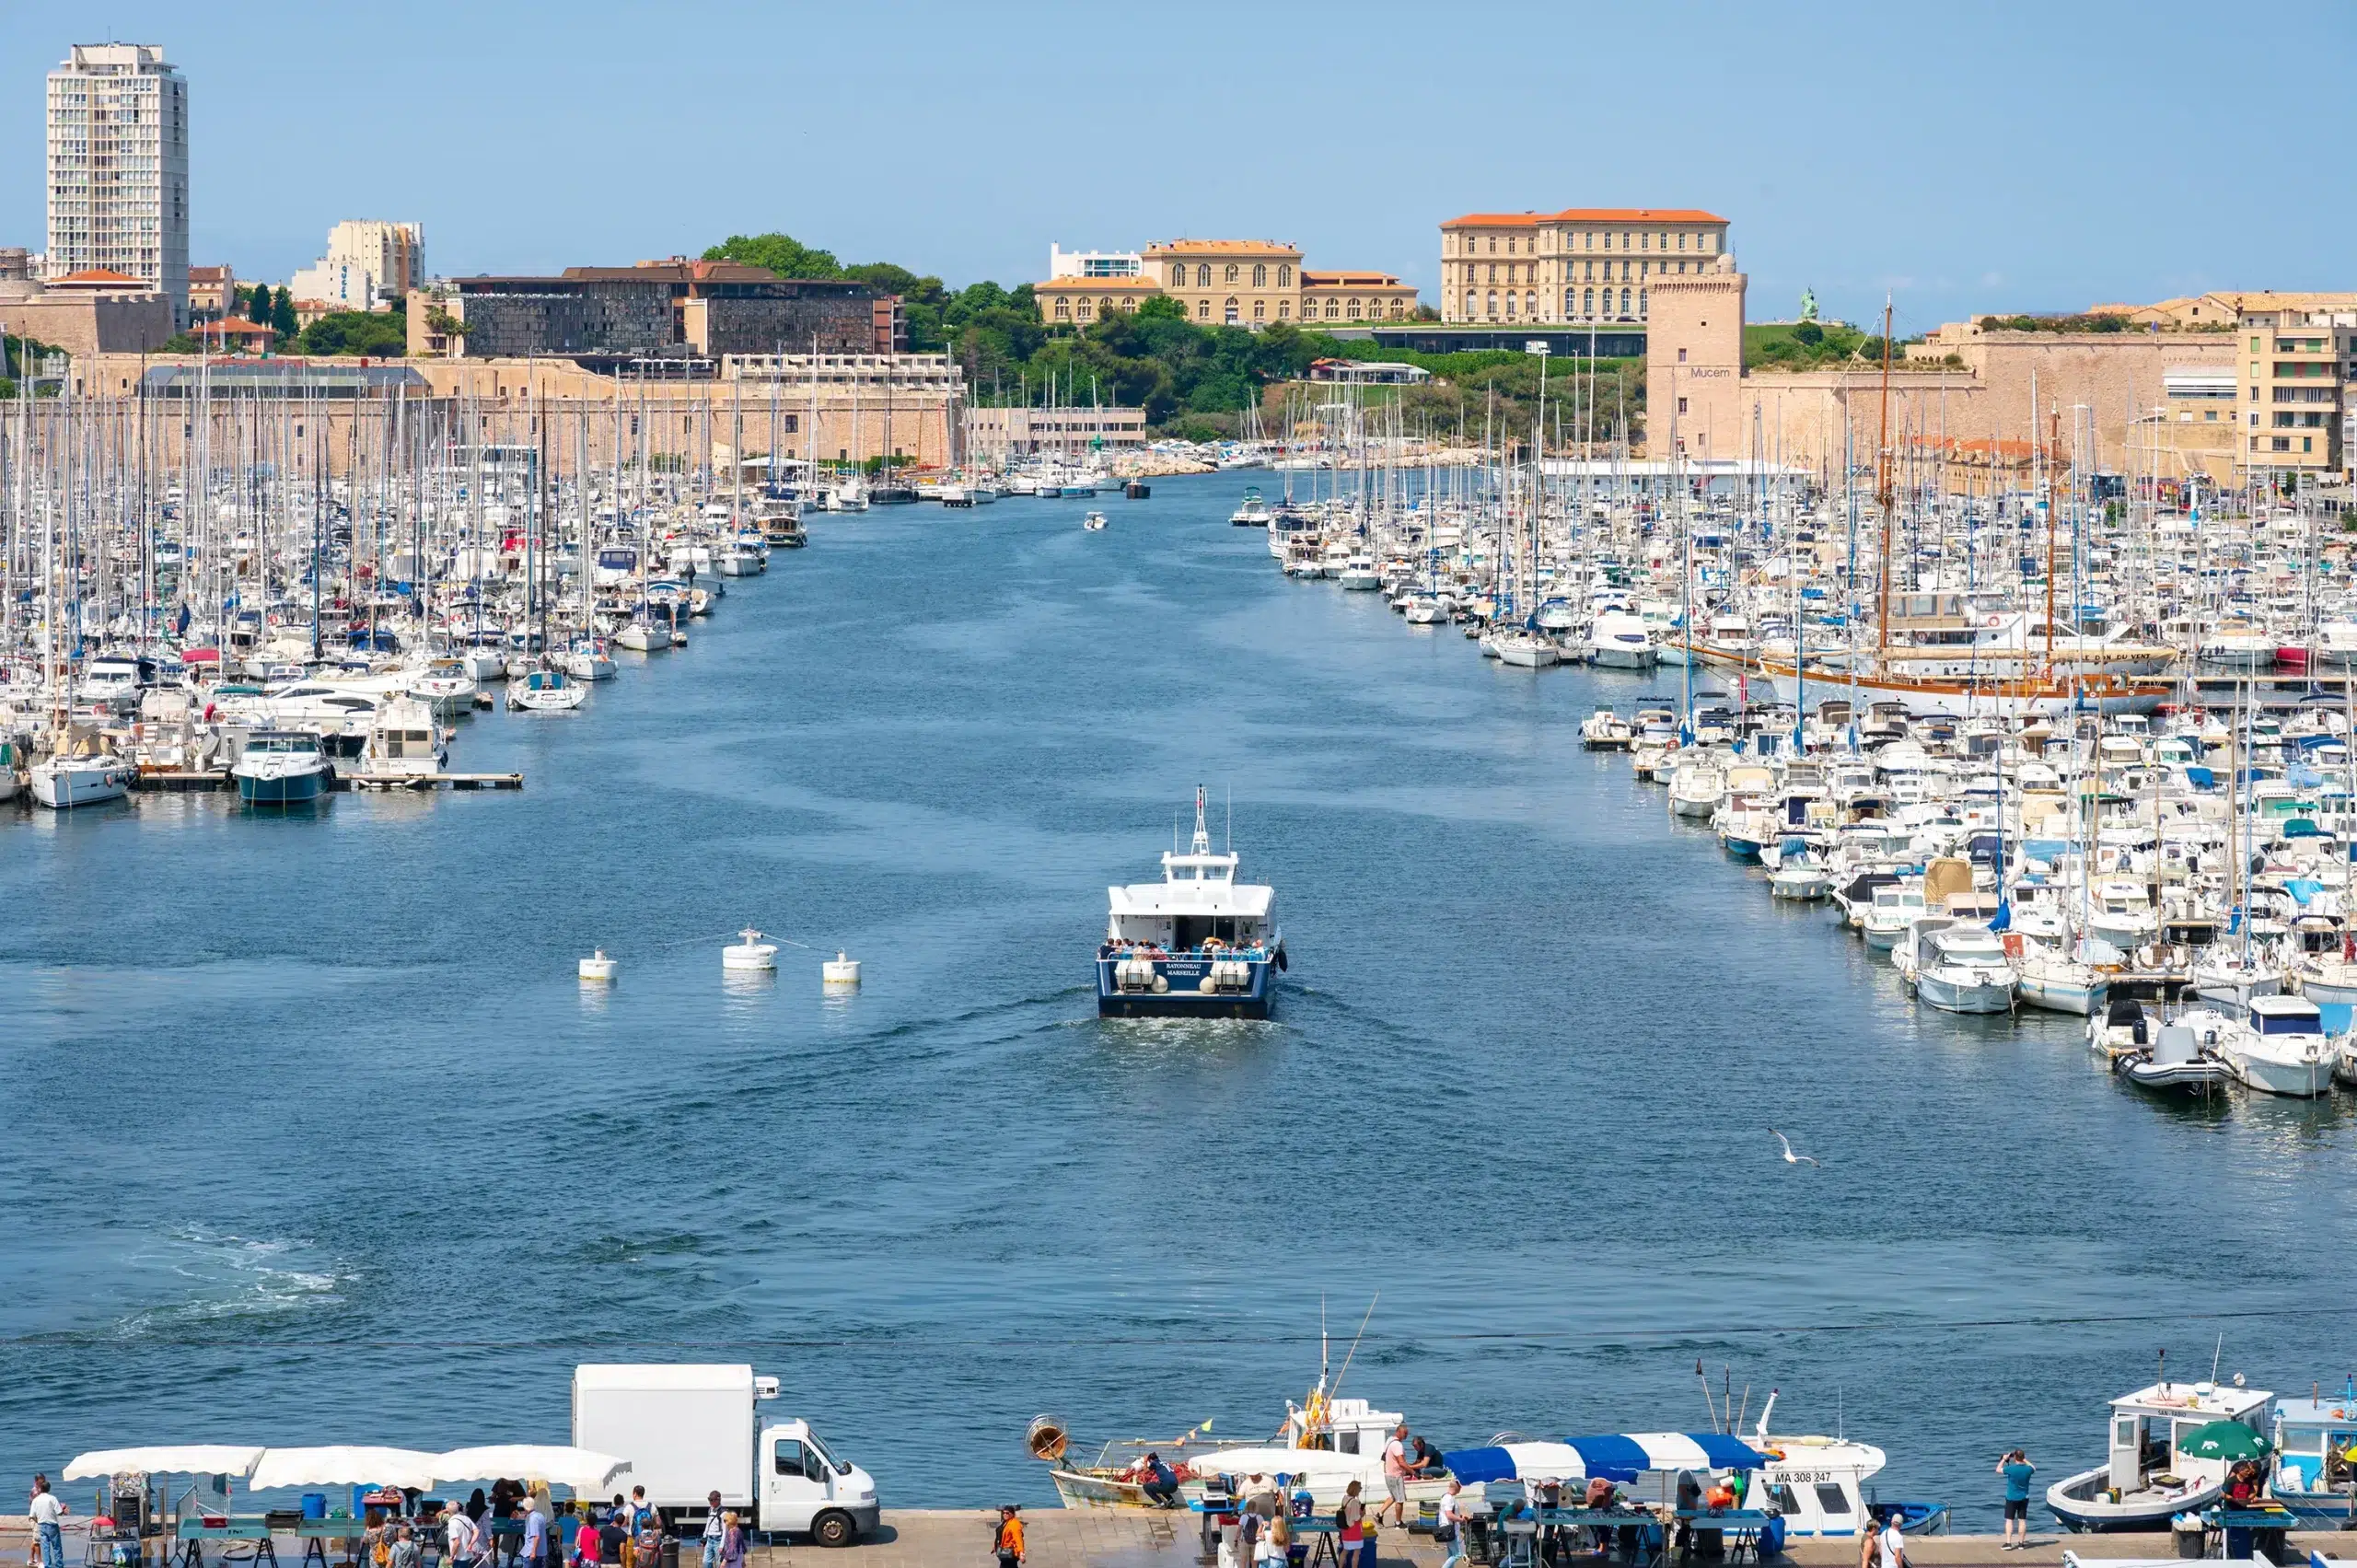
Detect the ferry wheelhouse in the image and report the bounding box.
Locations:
[1098,789,1283,1019]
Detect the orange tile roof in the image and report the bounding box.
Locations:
[1443,207,1727,227]
[52,267,145,284]
[1038,276,1154,290]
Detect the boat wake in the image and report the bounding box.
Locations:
[107,1225,353,1339]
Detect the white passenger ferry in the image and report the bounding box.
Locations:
[1097,788,1284,1018]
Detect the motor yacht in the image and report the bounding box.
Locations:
[1586,610,1658,668]
[1897,919,2016,1013]
[232,730,331,806]
[1229,488,1274,528]
[1579,706,1632,749]
[1337,553,1382,591]
[1097,788,1283,1019]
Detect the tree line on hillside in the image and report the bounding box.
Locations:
[703,231,1643,442]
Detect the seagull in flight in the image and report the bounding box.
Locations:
[1770,1129,1820,1167]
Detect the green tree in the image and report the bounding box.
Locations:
[271,286,297,338]
[298,311,407,357]
[702,233,842,279]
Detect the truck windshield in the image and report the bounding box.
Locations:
[803,1434,840,1474]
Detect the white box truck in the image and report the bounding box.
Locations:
[570,1364,879,1548]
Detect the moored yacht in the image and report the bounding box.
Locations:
[231,730,331,806]
[1098,788,1283,1019]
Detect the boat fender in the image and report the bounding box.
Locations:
[1275,947,1288,972]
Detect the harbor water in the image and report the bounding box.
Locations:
[7,474,2356,1527]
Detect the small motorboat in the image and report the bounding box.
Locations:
[2047,1377,2274,1530]
[2114,1020,2234,1094]
[1083,511,1108,531]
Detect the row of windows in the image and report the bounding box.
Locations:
[1456,258,1698,285]
[1052,295,1409,324]
[1448,286,1646,322]
[2256,436,2318,454]
[1169,262,1295,288]
[1454,228,1719,256]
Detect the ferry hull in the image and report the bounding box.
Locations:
[1097,954,1275,1019]
[236,765,330,805]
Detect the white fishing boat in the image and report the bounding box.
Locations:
[1666,758,1725,819]
[2220,994,2333,1097]
[1338,554,1382,591]
[2046,1378,2274,1531]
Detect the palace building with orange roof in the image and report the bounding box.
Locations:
[1439,206,1729,325]
[1035,238,1417,330]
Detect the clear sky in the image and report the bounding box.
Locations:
[10,1,2350,334]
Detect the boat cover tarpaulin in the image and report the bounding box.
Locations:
[1445,1433,1770,1484]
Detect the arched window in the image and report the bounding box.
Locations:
[1197,299,1210,319]
[1564,287,1576,317]
[1278,264,1291,286]
[1486,290,1497,318]
[1224,263,1238,284]
[1169,263,1187,286]
[1076,300,1093,320]
[1346,300,1361,319]
[1278,301,1290,319]
[1253,298,1265,319]
[1326,300,1340,319]
[1196,263,1212,287]
[1526,291,1536,318]
[1504,293,1516,319]
[1120,296,1134,310]
[1620,286,1631,317]
[1582,287,1594,317]
[1224,296,1238,323]
[1252,263,1267,287]
[1054,296,1069,319]
[1639,288,1648,319]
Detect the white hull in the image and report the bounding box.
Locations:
[31,759,134,809]
[2230,1045,2333,1098]
[1916,971,2015,1013]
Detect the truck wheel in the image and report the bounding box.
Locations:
[812,1512,856,1550]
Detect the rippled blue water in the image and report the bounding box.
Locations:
[7,474,2357,1528]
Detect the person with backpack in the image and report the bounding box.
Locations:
[701,1493,726,1568]
[993,1505,1026,1568]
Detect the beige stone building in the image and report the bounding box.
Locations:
[0,262,173,358]
[74,352,964,475]
[1441,207,1729,324]
[1034,239,1416,328]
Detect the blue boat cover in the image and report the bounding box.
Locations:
[1443,1434,1771,1484]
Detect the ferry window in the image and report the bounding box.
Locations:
[1765,1484,1800,1516]
[1812,1484,1849,1516]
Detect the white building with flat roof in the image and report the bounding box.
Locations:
[47,43,189,326]
[1048,243,1143,280]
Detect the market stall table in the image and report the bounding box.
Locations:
[174,1520,278,1568]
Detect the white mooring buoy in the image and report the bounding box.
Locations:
[821,950,862,987]
[579,948,618,982]
[723,927,778,971]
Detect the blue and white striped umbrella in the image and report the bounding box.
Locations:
[1445,1433,1770,1485]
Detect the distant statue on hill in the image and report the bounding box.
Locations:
[1799,286,1819,324]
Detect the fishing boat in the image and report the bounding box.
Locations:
[1097,788,1283,1019]
[2268,1387,2357,1518]
[2219,995,2333,1097]
[2047,1378,2276,1530]
[231,730,331,806]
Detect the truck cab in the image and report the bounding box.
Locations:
[761,1420,878,1547]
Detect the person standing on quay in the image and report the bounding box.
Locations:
[993,1505,1026,1568]
[31,1474,69,1568]
[1997,1451,2036,1550]
[1378,1424,1412,1528]
[701,1493,725,1568]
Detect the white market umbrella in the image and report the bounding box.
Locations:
[431,1447,632,1493]
[250,1448,447,1493]
[65,1447,266,1482]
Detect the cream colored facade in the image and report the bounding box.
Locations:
[1441,207,1729,324]
[1035,239,1417,328]
[290,221,424,313]
[47,43,189,326]
[2235,294,2357,479]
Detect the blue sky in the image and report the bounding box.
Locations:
[9,1,2349,333]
